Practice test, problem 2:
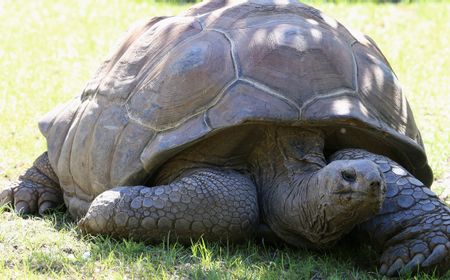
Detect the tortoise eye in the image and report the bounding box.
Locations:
[341,170,356,183]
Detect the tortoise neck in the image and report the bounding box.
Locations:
[250,127,326,188]
[275,127,326,179]
[250,127,328,247]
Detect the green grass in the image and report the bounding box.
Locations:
[0,0,449,279]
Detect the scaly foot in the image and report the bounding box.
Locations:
[331,149,450,276]
[0,152,63,215]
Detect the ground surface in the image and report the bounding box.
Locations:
[0,0,449,279]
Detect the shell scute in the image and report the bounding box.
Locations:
[96,17,203,102]
[140,112,211,175]
[39,97,82,170]
[69,101,103,195]
[88,104,129,195]
[231,18,355,109]
[126,30,234,130]
[110,123,155,187]
[56,100,90,195]
[353,43,416,138]
[207,81,299,128]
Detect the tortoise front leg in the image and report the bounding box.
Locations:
[78,168,259,242]
[331,149,450,276]
[0,152,63,215]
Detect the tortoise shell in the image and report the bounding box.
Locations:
[38,0,432,201]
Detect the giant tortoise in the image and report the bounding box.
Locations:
[2,0,449,276]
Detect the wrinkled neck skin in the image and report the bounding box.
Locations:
[251,127,343,248]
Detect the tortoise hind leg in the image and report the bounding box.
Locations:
[331,149,450,277]
[78,168,259,243]
[0,152,64,215]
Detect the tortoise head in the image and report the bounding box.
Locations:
[262,147,387,248]
[320,159,386,216]
[306,159,386,245]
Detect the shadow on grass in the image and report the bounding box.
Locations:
[77,223,450,279]
[45,211,384,279]
[1,205,447,279]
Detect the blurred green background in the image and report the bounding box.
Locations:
[0,0,449,279]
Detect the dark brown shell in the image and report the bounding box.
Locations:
[38,0,432,200]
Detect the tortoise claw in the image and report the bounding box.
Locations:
[0,186,13,207]
[380,229,450,276]
[38,201,57,215]
[379,263,388,275]
[422,244,448,267]
[400,253,425,274]
[15,201,31,215]
[386,258,404,276]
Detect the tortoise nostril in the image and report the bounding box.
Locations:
[370,180,381,189]
[341,169,356,183]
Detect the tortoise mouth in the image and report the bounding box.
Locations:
[332,192,371,202]
[332,190,369,195]
[331,190,383,207]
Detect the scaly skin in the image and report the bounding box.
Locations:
[252,129,385,249]
[0,152,63,215]
[331,149,450,276]
[80,128,386,248]
[4,145,447,277]
[78,169,259,242]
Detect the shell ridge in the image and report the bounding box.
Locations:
[194,15,206,30]
[204,79,240,121]
[87,17,169,102]
[106,115,131,185]
[299,87,357,119]
[70,100,103,194]
[46,98,82,174]
[124,100,203,131]
[358,85,393,132]
[125,27,238,132]
[351,45,359,93]
[139,132,158,173]
[123,20,204,106]
[203,112,212,130]
[85,102,108,194]
[60,100,91,195]
[127,77,239,132]
[239,77,301,118]
[38,100,73,137]
[206,28,241,78]
[108,120,131,185]
[204,79,240,124]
